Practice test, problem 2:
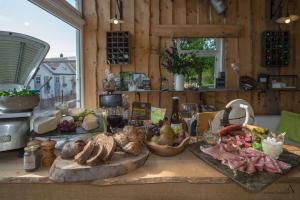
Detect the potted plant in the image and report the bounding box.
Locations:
[159,42,200,91]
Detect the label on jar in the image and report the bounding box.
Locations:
[171,123,183,135]
[24,155,36,170]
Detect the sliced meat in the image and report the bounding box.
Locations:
[200,144,223,160]
[255,156,265,172]
[246,159,257,174]
[264,156,282,174]
[201,142,291,175]
[74,140,95,165]
[277,160,291,170]
[227,159,247,170]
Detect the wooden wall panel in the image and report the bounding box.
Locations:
[159,0,173,118]
[83,0,98,108]
[148,0,160,107]
[96,0,111,108]
[172,0,187,107]
[83,0,300,115]
[186,0,202,104]
[121,0,136,107]
[134,0,150,103]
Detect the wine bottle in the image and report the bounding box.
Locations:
[170,96,183,134]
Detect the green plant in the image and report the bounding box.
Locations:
[159,41,199,76]
[0,88,37,97]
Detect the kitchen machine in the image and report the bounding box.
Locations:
[0,31,49,151]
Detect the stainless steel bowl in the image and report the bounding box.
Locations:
[0,95,40,112]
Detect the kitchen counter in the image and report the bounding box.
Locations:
[0,145,300,200]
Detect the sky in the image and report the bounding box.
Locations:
[0,0,77,58]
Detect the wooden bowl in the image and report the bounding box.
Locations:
[146,132,190,157]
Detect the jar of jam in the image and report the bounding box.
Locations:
[41,139,56,168]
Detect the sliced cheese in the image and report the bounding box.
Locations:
[81,114,99,131]
[51,110,62,125]
[33,117,57,134]
[68,108,86,117]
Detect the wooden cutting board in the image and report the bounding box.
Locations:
[189,141,300,192]
[49,146,149,182]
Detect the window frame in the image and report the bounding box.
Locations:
[176,38,224,88]
[28,0,84,107]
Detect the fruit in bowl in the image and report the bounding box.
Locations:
[146,123,190,157]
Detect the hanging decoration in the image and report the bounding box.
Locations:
[109,0,124,24]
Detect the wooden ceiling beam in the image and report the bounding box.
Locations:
[152,24,241,37]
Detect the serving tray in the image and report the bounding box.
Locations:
[189,141,300,192]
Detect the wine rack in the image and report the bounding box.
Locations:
[106,31,130,65]
[262,31,289,67]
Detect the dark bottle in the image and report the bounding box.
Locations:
[170,96,183,134]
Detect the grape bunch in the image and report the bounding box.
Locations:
[58,120,77,132]
[150,120,165,135]
[145,120,165,141]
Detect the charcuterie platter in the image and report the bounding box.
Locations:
[189,141,300,192]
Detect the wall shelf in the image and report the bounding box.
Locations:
[99,88,300,95]
[99,88,242,94]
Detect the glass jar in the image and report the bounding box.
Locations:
[160,77,169,91]
[203,130,221,145]
[23,146,37,172]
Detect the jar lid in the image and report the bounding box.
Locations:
[24,145,39,152]
[41,139,56,148]
[27,139,42,147]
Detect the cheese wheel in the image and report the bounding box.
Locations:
[33,117,57,134]
[81,114,99,131]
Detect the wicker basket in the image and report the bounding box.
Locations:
[146,132,190,157]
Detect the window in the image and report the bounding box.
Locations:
[34,75,41,89]
[35,76,41,84]
[65,0,81,11]
[0,0,83,110]
[174,38,224,88]
[55,76,60,83]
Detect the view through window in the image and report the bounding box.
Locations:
[175,38,224,88]
[0,0,80,111]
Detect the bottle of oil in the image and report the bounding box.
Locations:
[170,96,183,134]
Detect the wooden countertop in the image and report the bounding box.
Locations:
[0,145,300,185]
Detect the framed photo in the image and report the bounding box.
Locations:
[131,102,151,121]
[120,71,133,91]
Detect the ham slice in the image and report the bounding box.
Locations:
[201,143,291,175]
[255,156,265,171]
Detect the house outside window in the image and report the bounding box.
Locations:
[175,38,224,88]
[0,0,83,110]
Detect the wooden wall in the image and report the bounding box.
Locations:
[83,0,300,117]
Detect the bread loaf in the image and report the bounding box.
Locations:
[113,132,129,147]
[61,140,86,159]
[122,142,142,156]
[94,134,116,161]
[74,140,95,164]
